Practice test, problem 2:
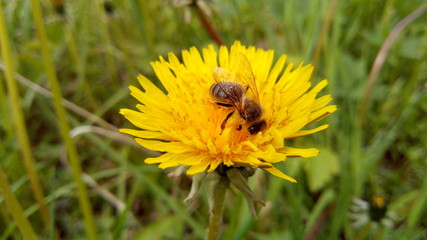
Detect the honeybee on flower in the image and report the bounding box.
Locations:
[120,41,337,182]
[209,54,266,135]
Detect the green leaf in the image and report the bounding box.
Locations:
[303,147,339,192]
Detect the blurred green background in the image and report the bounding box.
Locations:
[0,0,426,239]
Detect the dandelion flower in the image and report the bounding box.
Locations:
[120,41,337,183]
[349,196,399,229]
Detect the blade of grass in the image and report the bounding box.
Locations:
[68,128,205,236]
[0,0,51,229]
[359,1,427,125]
[0,167,38,240]
[229,199,254,240]
[404,166,427,236]
[0,203,20,240]
[285,180,304,239]
[304,189,335,238]
[28,0,97,239]
[2,167,133,238]
[93,0,118,87]
[311,0,339,66]
[0,64,117,131]
[68,1,98,108]
[0,74,13,137]
[328,150,353,240]
[112,185,138,240]
[48,192,56,240]
[130,0,156,59]
[363,91,423,184]
[136,174,206,237]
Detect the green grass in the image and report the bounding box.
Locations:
[1,0,426,239]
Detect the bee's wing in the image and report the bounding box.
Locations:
[212,67,245,114]
[213,66,234,83]
[237,53,260,103]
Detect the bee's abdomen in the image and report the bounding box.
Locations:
[209,83,227,100]
[209,81,244,103]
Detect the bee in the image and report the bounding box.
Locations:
[209,54,266,135]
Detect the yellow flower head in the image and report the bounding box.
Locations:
[120,41,337,182]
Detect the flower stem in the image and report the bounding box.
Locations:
[207,175,229,240]
[193,4,224,46]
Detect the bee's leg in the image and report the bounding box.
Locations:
[215,102,234,107]
[243,85,249,93]
[236,125,242,131]
[220,111,234,134]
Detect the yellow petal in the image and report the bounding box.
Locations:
[279,115,309,138]
[219,45,230,69]
[159,152,202,169]
[310,79,328,95]
[202,45,218,71]
[129,85,167,109]
[309,105,338,124]
[119,128,171,140]
[145,152,174,164]
[119,109,159,131]
[151,61,177,95]
[255,145,287,163]
[136,75,164,96]
[231,155,262,167]
[311,95,333,111]
[207,158,222,172]
[279,147,319,158]
[186,156,211,175]
[135,138,190,153]
[264,54,287,93]
[286,124,329,139]
[262,166,297,183]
